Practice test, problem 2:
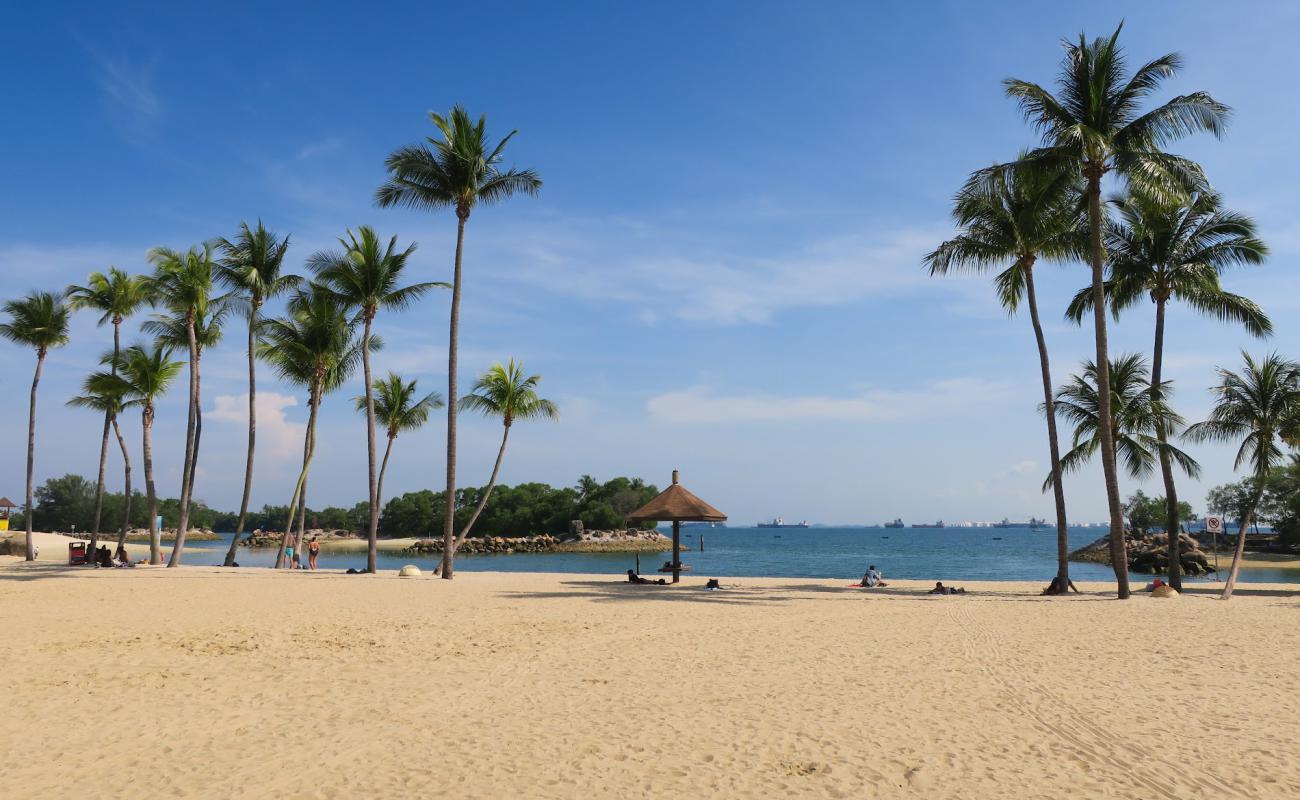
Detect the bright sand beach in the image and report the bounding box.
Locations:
[2,551,1299,798]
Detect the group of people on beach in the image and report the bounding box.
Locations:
[859,565,968,595]
[282,535,320,570]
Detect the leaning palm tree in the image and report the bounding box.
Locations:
[1067,190,1269,588]
[143,301,229,566]
[446,359,557,562]
[354,373,443,542]
[927,163,1082,587]
[0,292,72,560]
[87,344,183,564]
[1186,353,1300,599]
[1049,354,1200,493]
[147,244,224,566]
[309,226,443,572]
[216,221,295,566]
[65,267,152,557]
[998,24,1230,598]
[376,106,542,578]
[260,286,366,568]
[67,379,135,549]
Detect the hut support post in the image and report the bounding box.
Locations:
[672,520,681,584]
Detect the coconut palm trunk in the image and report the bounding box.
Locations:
[1223,483,1265,600]
[277,384,321,568]
[376,434,395,531]
[88,318,124,560]
[22,348,47,561]
[441,212,468,578]
[170,344,202,566]
[227,303,260,566]
[362,313,379,573]
[1149,296,1184,589]
[1023,264,1070,584]
[1084,170,1130,598]
[435,424,510,575]
[170,313,199,566]
[142,403,160,564]
[113,415,132,549]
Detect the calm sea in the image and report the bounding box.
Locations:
[177,526,1296,583]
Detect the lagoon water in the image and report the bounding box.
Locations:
[180,526,1293,583]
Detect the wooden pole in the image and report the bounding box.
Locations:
[672,520,681,584]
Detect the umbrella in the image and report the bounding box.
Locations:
[625,469,726,583]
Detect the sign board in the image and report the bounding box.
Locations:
[1206,515,1224,534]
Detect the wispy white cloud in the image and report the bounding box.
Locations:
[646,378,1015,424]
[90,52,162,138]
[490,217,947,325]
[207,392,304,461]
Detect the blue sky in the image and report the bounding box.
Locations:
[2,1,1297,525]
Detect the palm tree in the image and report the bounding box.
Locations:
[1186,353,1300,599]
[67,378,135,549]
[147,244,224,566]
[448,360,557,559]
[143,301,230,566]
[1049,355,1200,509]
[376,106,542,579]
[999,24,1230,598]
[309,226,443,572]
[354,372,443,541]
[927,163,1082,587]
[1067,190,1269,588]
[260,286,365,567]
[87,344,183,564]
[65,267,152,557]
[0,292,72,560]
[216,221,295,567]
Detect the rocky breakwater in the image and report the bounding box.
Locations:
[1069,531,1214,575]
[123,527,222,543]
[239,528,358,547]
[403,528,675,555]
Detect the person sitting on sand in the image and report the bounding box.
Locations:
[862,565,887,588]
[114,545,134,567]
[1143,577,1167,593]
[929,581,966,595]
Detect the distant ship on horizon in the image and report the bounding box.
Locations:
[757,517,810,529]
[993,517,1047,530]
[883,518,905,528]
[911,520,945,529]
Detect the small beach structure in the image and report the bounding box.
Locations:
[625,469,726,583]
[0,497,15,532]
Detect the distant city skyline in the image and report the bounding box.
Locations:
[2,1,1297,525]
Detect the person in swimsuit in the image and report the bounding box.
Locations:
[308,537,320,570]
[284,538,295,569]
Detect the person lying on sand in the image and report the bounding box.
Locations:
[861,565,887,588]
[626,569,667,585]
[929,582,966,595]
[1143,578,1168,593]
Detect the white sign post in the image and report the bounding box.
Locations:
[1206,515,1224,575]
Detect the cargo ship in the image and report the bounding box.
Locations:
[911,520,945,529]
[993,517,1047,529]
[756,517,810,529]
[883,518,905,529]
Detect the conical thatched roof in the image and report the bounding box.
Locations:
[625,470,726,523]
[0,497,16,508]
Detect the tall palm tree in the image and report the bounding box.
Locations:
[447,359,557,561]
[999,24,1230,598]
[260,286,365,567]
[309,226,443,572]
[1186,353,1300,599]
[376,106,542,579]
[0,292,72,560]
[87,344,183,564]
[143,301,229,565]
[216,221,295,567]
[1049,354,1200,492]
[354,372,443,541]
[927,163,1082,587]
[65,267,152,557]
[147,244,223,566]
[67,378,135,549]
[1067,190,1269,588]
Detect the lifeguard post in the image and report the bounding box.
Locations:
[0,497,15,532]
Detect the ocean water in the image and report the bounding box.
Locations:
[176,526,1296,583]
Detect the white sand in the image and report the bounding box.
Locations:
[0,560,1297,798]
